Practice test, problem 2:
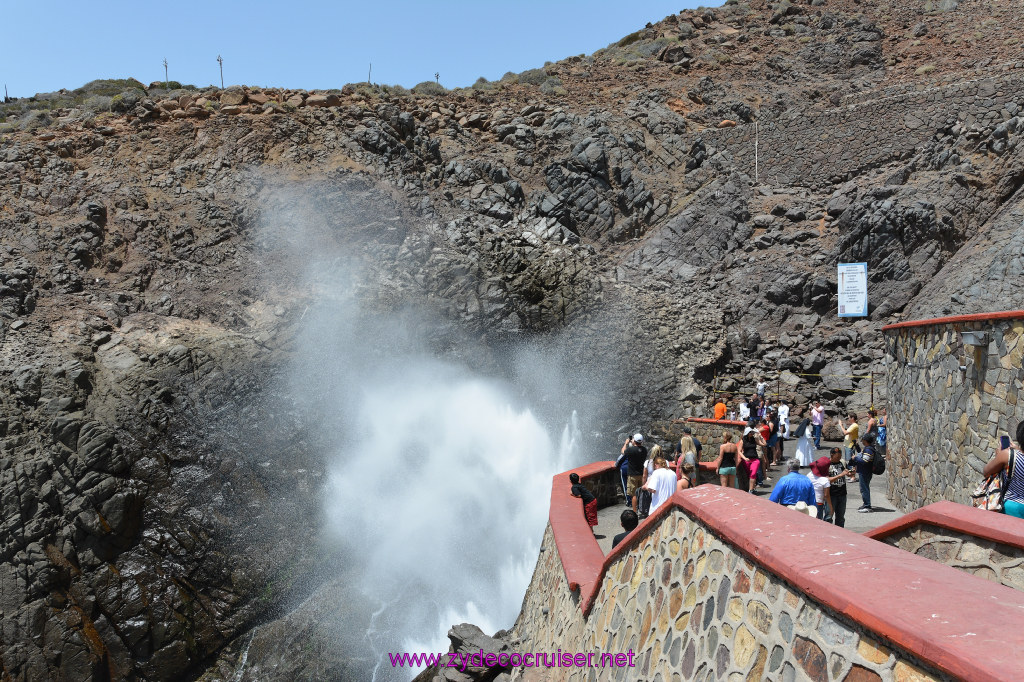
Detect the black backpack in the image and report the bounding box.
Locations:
[867,446,885,475]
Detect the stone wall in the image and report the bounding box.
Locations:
[882,312,1024,511]
[696,70,1024,187]
[515,515,943,681]
[515,484,1020,681]
[880,524,1024,590]
[581,466,624,506]
[839,60,1024,107]
[866,500,1024,593]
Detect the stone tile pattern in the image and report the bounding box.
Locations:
[881,523,1024,592]
[696,70,1024,187]
[884,318,1024,511]
[512,511,949,681]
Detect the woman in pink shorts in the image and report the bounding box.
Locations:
[740,429,762,493]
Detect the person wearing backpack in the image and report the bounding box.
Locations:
[984,421,1024,518]
[849,435,877,512]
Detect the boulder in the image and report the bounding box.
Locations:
[821,360,854,392]
[306,94,342,107]
[220,87,247,106]
[658,45,692,64]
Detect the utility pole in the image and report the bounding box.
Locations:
[435,72,439,84]
[163,58,168,88]
[217,55,224,88]
[368,62,372,84]
[754,120,759,185]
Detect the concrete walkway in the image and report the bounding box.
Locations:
[594,442,900,554]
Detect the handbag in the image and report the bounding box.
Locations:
[971,472,1008,511]
[971,450,1016,511]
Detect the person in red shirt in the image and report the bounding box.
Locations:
[758,417,773,474]
[758,418,771,453]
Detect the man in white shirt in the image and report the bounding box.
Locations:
[778,400,791,438]
[643,457,679,514]
[739,399,750,422]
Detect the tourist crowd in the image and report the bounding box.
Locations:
[570,397,892,548]
[576,396,1024,551]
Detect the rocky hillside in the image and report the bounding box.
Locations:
[1,0,1023,678]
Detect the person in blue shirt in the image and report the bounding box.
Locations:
[769,459,817,509]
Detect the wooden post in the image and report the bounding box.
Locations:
[754,121,759,184]
[870,371,874,409]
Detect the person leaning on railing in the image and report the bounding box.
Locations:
[984,421,1024,519]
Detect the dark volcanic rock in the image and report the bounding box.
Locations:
[2,0,1024,678]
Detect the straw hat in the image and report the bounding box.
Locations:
[788,501,816,517]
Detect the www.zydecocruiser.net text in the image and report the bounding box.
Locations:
[389,649,636,671]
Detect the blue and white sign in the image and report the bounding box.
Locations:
[837,262,868,317]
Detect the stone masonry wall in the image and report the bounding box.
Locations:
[883,315,1024,511]
[879,523,1024,591]
[512,514,948,681]
[695,70,1024,187]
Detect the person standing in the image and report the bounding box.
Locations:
[676,460,696,492]
[876,407,888,456]
[865,409,879,442]
[638,444,663,519]
[756,378,767,400]
[825,447,852,527]
[837,413,860,460]
[740,429,762,493]
[767,410,782,465]
[794,418,815,467]
[677,428,701,481]
[643,457,679,513]
[714,398,728,420]
[778,400,791,438]
[739,398,750,423]
[615,448,629,502]
[758,417,772,467]
[807,457,832,520]
[622,434,648,514]
[984,421,1024,518]
[811,401,825,450]
[711,432,740,489]
[849,435,876,512]
[769,459,817,509]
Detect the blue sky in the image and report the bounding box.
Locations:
[5,1,717,98]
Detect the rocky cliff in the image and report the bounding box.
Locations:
[2,0,1024,679]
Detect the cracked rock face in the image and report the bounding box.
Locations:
[2,0,1024,678]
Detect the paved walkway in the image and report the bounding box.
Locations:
[594,441,900,554]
